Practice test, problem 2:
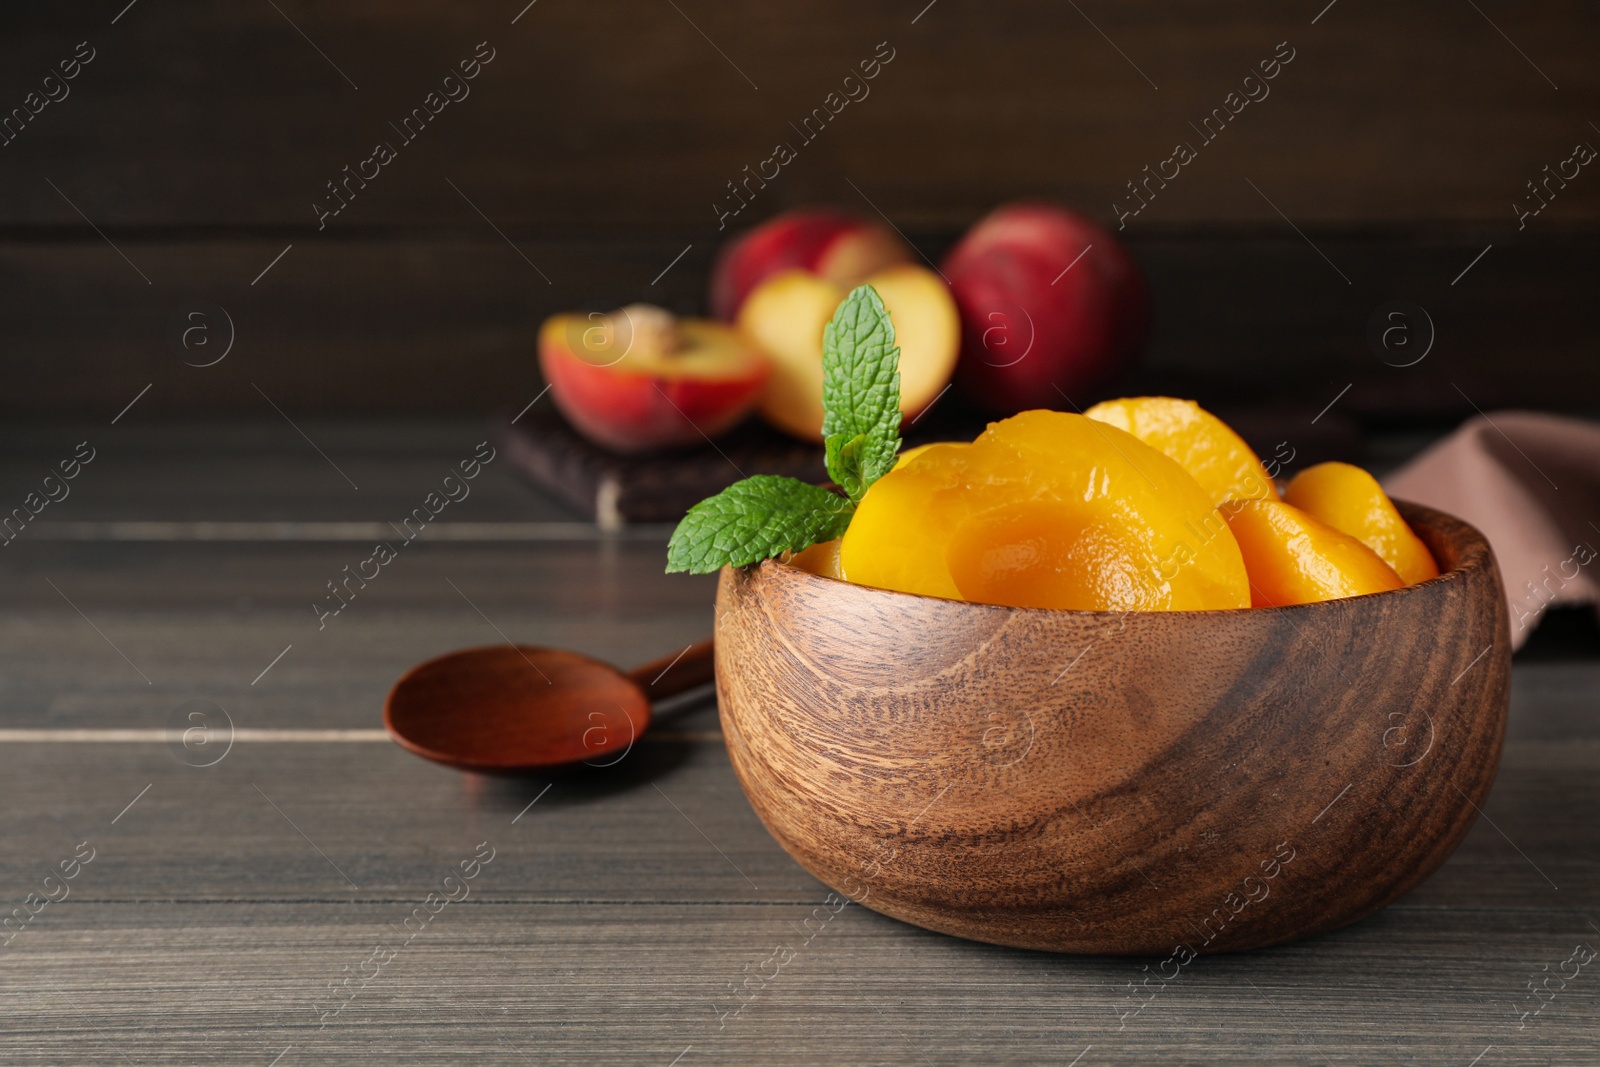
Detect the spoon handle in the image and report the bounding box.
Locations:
[627,638,715,699]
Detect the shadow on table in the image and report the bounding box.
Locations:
[467,728,702,812]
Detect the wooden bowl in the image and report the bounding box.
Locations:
[714,501,1509,955]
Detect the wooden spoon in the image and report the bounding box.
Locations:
[384,639,714,772]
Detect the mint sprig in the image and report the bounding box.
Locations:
[665,284,903,575]
[821,284,902,497]
[823,431,873,504]
[665,476,855,573]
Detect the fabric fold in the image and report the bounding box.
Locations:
[1383,411,1600,649]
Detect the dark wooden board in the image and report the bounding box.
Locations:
[496,405,829,528]
[493,400,1009,527]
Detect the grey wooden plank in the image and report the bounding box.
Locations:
[0,540,706,614]
[1507,663,1600,741]
[0,855,1596,1064]
[0,691,1592,1063]
[0,423,1596,1063]
[0,612,714,731]
[0,419,586,525]
[0,535,713,735]
[0,734,813,906]
[2,724,1593,907]
[0,540,1592,748]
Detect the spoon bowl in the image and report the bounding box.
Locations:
[385,640,712,772]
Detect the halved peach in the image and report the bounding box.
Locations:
[738,265,960,441]
[538,304,769,454]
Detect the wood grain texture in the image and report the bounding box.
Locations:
[0,423,1594,1063]
[0,1,1596,229]
[1,233,1595,417]
[6,897,1596,1065]
[1,698,1594,1064]
[1,1,1597,419]
[714,502,1511,954]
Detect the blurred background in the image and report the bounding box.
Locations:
[1,0,1594,424]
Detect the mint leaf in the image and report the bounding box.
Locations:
[824,431,872,504]
[821,285,902,490]
[665,475,854,574]
[665,284,908,576]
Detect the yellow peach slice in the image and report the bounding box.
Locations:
[838,443,974,600]
[892,442,956,470]
[1283,462,1439,585]
[1224,499,1405,607]
[1085,396,1276,508]
[787,538,843,580]
[841,412,1250,611]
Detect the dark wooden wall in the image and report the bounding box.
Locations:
[1,0,1596,418]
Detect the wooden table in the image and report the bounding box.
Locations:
[2,420,1596,1065]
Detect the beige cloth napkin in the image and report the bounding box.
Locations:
[1383,411,1600,649]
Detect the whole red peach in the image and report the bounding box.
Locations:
[943,203,1148,414]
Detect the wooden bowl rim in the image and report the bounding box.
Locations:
[747,497,1492,620]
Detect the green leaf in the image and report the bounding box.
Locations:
[664,284,909,577]
[665,475,855,574]
[824,431,872,504]
[821,284,902,490]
